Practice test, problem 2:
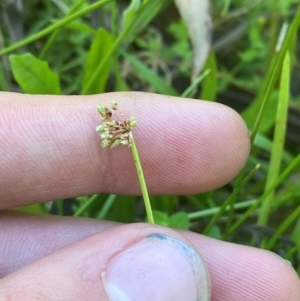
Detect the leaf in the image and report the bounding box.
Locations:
[207,225,222,239]
[242,91,278,133]
[246,7,300,142]
[81,28,114,94]
[200,52,217,101]
[122,0,172,46]
[66,21,97,35]
[150,195,179,213]
[15,204,47,214]
[0,65,9,91]
[170,212,189,230]
[81,0,173,94]
[258,51,290,226]
[253,133,293,164]
[122,51,178,96]
[174,0,212,81]
[9,53,61,94]
[122,0,141,31]
[153,210,170,226]
[110,195,136,223]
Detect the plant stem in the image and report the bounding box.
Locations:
[188,199,257,220]
[181,69,210,98]
[258,51,290,225]
[81,0,172,94]
[39,0,86,59]
[248,5,300,143]
[203,164,260,236]
[223,153,300,240]
[265,205,300,250]
[130,133,154,224]
[98,194,117,219]
[73,194,101,217]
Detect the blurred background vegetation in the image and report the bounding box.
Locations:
[0,0,300,275]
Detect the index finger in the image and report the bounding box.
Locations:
[0,91,250,208]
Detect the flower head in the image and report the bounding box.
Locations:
[96,101,137,148]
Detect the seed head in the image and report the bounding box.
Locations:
[96,101,137,148]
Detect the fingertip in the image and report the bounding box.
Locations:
[0,224,211,301]
[0,92,251,205]
[103,229,210,301]
[212,102,250,183]
[183,232,300,301]
[262,251,300,301]
[133,96,251,194]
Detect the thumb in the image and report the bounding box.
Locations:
[0,224,210,301]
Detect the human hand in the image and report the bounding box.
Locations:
[0,92,299,300]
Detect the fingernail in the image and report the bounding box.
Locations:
[103,233,210,301]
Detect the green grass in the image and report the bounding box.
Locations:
[1,0,300,275]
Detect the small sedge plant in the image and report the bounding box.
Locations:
[96,100,154,224]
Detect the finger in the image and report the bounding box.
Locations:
[0,210,118,277]
[184,231,300,301]
[0,91,250,208]
[1,212,299,301]
[0,224,211,301]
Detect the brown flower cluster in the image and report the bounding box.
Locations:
[96,101,137,148]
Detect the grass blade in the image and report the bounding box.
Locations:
[203,164,259,236]
[258,51,290,225]
[265,205,300,250]
[0,0,113,57]
[241,5,300,142]
[81,0,172,94]
[224,153,300,239]
[200,52,217,101]
[122,51,178,96]
[181,69,210,98]
[81,28,114,94]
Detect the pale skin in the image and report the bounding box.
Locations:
[0,91,299,300]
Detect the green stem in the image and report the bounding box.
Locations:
[267,0,279,67]
[0,65,9,91]
[81,21,131,94]
[285,241,300,259]
[203,164,259,236]
[81,0,172,95]
[258,51,290,225]
[221,0,231,16]
[188,199,257,220]
[39,0,86,59]
[180,69,210,98]
[265,205,300,250]
[73,194,100,217]
[223,153,300,240]
[39,30,60,59]
[130,133,154,224]
[97,194,117,219]
[0,0,113,57]
[249,5,300,144]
